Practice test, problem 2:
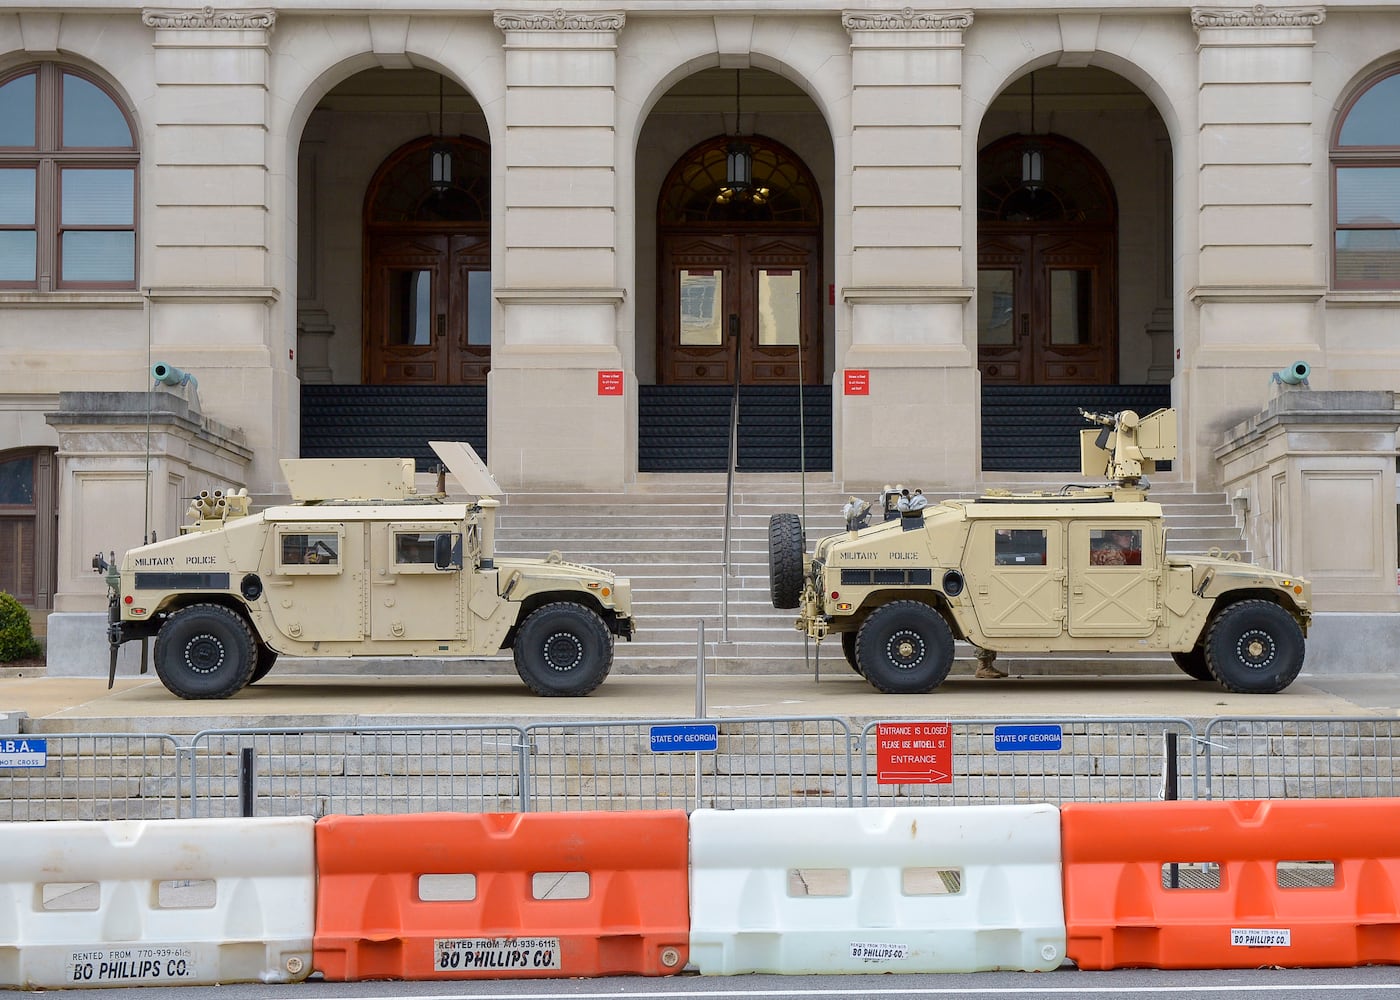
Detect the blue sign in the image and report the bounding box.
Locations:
[650,724,718,753]
[993,725,1063,752]
[0,737,47,768]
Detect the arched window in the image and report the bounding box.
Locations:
[1332,67,1400,289]
[0,64,138,290]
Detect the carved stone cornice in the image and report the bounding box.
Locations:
[842,8,973,31]
[142,6,275,29]
[493,9,624,31]
[1191,5,1325,29]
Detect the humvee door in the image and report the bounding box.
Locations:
[1067,521,1160,638]
[263,520,366,642]
[368,520,465,641]
[967,521,1066,638]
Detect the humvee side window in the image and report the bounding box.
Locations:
[994,528,1047,566]
[1089,527,1142,566]
[276,528,342,575]
[395,532,438,565]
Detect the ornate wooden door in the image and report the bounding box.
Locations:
[659,231,820,385]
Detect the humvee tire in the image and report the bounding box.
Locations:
[153,603,258,700]
[855,600,955,694]
[512,602,614,697]
[841,630,863,675]
[249,643,277,684]
[1203,600,1304,694]
[1171,646,1211,682]
[768,513,804,610]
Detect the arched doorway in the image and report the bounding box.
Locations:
[977,133,1118,385]
[362,135,491,385]
[657,135,822,386]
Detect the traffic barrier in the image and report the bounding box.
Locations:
[0,817,315,989]
[689,805,1065,974]
[1062,799,1400,969]
[313,810,690,980]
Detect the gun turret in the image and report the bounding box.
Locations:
[1079,407,1177,488]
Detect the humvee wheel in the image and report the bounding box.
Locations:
[1203,600,1304,694]
[249,643,278,685]
[768,513,804,610]
[513,602,613,697]
[855,601,955,695]
[1171,647,1212,682]
[153,604,257,700]
[840,631,863,675]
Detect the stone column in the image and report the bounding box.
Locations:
[489,10,628,491]
[838,9,975,490]
[1185,5,1326,486]
[140,7,291,495]
[43,390,252,676]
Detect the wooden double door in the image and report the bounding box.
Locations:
[364,232,491,385]
[659,231,821,385]
[978,230,1116,385]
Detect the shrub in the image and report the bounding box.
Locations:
[0,591,41,662]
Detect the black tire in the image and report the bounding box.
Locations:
[840,630,863,675]
[153,604,257,700]
[248,643,278,685]
[1171,647,1212,682]
[855,600,955,695]
[768,513,805,610]
[512,602,613,697]
[1203,600,1305,694]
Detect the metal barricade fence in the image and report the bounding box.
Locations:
[523,717,856,812]
[0,733,183,822]
[1202,716,1400,800]
[186,725,528,817]
[859,718,1199,806]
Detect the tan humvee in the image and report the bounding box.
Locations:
[103,441,633,699]
[769,408,1311,695]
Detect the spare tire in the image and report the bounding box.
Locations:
[768,513,805,610]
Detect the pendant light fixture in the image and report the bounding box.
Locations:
[1021,71,1044,190]
[725,69,753,194]
[430,74,452,194]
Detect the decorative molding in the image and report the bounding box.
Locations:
[843,285,973,304]
[142,6,275,29]
[493,9,624,32]
[1190,5,1325,29]
[493,287,626,305]
[1189,284,1326,304]
[842,8,973,31]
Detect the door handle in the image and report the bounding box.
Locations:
[1020,313,1030,339]
[436,314,446,340]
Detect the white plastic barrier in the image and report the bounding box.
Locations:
[0,817,315,989]
[689,805,1065,975]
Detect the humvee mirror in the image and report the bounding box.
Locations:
[434,532,462,571]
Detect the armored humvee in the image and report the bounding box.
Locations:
[103,441,633,699]
[769,408,1311,695]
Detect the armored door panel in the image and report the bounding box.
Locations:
[369,522,465,642]
[967,521,1066,638]
[262,522,366,642]
[1067,521,1160,639]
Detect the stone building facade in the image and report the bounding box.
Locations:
[2,2,1399,638]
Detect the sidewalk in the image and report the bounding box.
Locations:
[4,667,1396,734]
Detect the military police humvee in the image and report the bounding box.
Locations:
[769,408,1311,695]
[104,441,633,699]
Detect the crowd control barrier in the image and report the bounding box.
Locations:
[0,817,315,989]
[688,805,1066,975]
[313,810,690,980]
[1062,799,1400,969]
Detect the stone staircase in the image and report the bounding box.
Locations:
[490,472,1252,678]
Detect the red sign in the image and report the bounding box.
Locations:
[875,722,952,784]
[597,370,624,396]
[844,369,870,395]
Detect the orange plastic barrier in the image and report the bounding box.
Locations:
[313,811,689,981]
[1062,799,1400,969]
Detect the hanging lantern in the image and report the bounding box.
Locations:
[430,141,452,193]
[726,138,753,192]
[1021,145,1043,189]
